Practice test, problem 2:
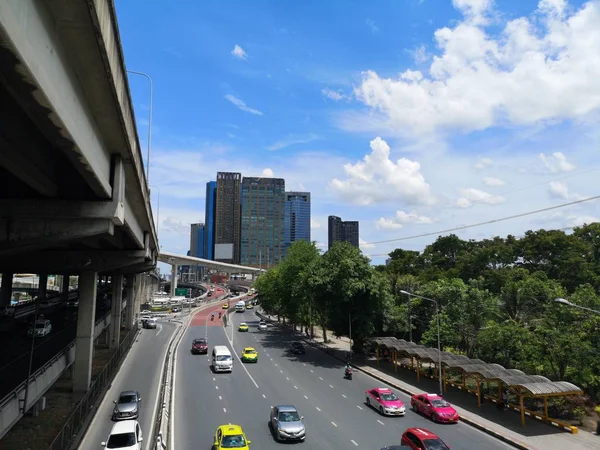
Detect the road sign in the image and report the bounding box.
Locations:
[175,288,189,296]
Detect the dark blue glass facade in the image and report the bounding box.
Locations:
[284,192,311,256]
[205,181,216,260]
[195,224,205,258]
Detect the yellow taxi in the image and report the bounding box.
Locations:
[238,322,249,332]
[246,303,254,310]
[241,347,258,363]
[222,303,229,309]
[212,424,251,449]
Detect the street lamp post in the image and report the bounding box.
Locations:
[555,297,600,314]
[149,184,160,240]
[126,70,153,183]
[400,290,443,395]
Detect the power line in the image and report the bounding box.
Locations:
[362,194,600,246]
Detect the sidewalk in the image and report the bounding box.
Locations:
[257,311,599,450]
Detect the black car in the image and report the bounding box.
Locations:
[288,342,305,355]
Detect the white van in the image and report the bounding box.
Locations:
[235,300,246,312]
[212,345,233,372]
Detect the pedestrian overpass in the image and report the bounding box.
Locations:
[158,251,265,296]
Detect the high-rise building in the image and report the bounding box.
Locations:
[283,191,311,255]
[215,172,242,264]
[328,215,359,249]
[205,181,217,260]
[189,223,205,280]
[240,177,285,267]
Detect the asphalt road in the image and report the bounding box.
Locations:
[173,309,514,450]
[77,319,177,450]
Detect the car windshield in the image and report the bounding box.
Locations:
[431,399,450,408]
[423,438,450,450]
[216,355,232,361]
[278,411,301,422]
[106,432,136,448]
[292,343,302,347]
[221,434,246,448]
[381,393,399,401]
[118,395,137,404]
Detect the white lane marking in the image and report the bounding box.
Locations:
[303,363,306,366]
[286,377,290,380]
[156,324,162,336]
[377,419,384,425]
[215,386,219,390]
[270,358,273,361]
[207,358,210,362]
[274,363,278,366]
[319,376,323,380]
[304,395,308,399]
[356,405,363,410]
[316,407,321,411]
[351,439,358,446]
[331,422,338,427]
[342,394,347,398]
[329,384,334,388]
[262,394,266,398]
[310,369,314,373]
[219,395,222,400]
[213,377,216,381]
[280,369,283,373]
[222,326,260,389]
[267,354,270,357]
[223,407,227,413]
[294,385,298,389]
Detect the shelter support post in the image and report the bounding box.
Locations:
[442,366,447,392]
[476,379,482,407]
[394,350,397,372]
[376,347,379,365]
[498,383,502,403]
[417,361,420,383]
[520,395,525,427]
[543,397,548,423]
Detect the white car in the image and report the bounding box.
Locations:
[258,321,267,331]
[101,420,143,449]
[28,319,52,337]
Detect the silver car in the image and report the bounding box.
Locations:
[112,390,141,420]
[258,321,267,331]
[269,405,306,442]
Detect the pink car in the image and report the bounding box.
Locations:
[365,388,406,416]
[410,393,459,423]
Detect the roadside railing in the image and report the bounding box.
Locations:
[47,325,139,450]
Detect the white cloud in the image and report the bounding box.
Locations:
[261,168,274,177]
[267,133,319,151]
[162,216,193,236]
[330,137,435,206]
[548,181,569,199]
[408,45,430,64]
[376,210,434,230]
[311,218,321,229]
[352,1,600,138]
[539,152,575,173]
[483,176,505,186]
[360,238,375,249]
[231,44,248,60]
[474,157,493,170]
[455,187,506,208]
[366,19,379,34]
[224,94,263,116]
[322,88,349,101]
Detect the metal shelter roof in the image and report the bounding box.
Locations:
[368,337,582,397]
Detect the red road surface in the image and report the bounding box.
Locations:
[191,305,228,327]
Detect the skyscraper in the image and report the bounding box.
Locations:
[189,223,205,281]
[284,191,311,255]
[328,215,359,249]
[215,172,241,263]
[205,181,217,260]
[240,177,285,267]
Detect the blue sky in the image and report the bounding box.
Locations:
[115,0,600,269]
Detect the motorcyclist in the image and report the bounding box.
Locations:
[219,312,222,318]
[344,362,352,375]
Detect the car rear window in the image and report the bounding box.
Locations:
[107,432,136,448]
[423,438,449,450]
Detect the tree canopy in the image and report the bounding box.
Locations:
[254,224,600,402]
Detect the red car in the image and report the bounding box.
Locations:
[401,428,449,450]
[410,393,459,423]
[191,338,208,354]
[365,388,406,416]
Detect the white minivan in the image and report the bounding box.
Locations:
[212,345,233,372]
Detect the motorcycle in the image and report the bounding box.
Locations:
[344,367,353,380]
[211,315,214,321]
[219,312,222,318]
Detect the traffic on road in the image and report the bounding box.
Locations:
[172,304,513,450]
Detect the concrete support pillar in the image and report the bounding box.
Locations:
[110,274,123,349]
[38,273,48,302]
[73,271,97,393]
[170,265,178,298]
[61,274,70,301]
[1,272,13,307]
[125,275,135,330]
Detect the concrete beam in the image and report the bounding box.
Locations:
[0,249,147,273]
[158,251,264,274]
[0,0,112,198]
[0,219,114,255]
[73,271,97,393]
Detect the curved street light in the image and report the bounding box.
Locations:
[400,290,443,395]
[554,297,600,315]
